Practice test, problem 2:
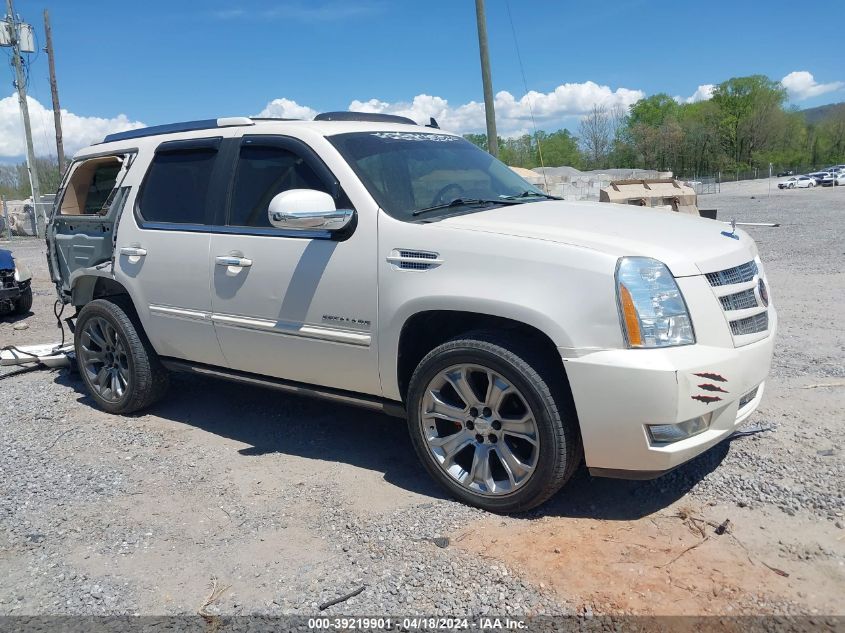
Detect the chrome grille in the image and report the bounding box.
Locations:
[706,261,758,287]
[0,270,15,289]
[730,312,768,336]
[738,386,759,409]
[719,288,758,311]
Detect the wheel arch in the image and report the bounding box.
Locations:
[70,269,134,308]
[393,307,571,406]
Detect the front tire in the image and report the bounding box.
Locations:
[74,298,169,414]
[13,286,32,314]
[407,332,581,513]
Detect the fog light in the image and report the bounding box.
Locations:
[647,413,712,445]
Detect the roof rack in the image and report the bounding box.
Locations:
[100,117,256,144]
[314,111,417,125]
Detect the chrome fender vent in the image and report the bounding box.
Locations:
[387,249,443,271]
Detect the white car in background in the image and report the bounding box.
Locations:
[778,175,815,189]
[820,172,845,187]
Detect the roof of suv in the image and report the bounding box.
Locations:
[93,112,448,144]
[78,114,456,159]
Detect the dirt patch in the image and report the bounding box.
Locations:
[455,503,844,616]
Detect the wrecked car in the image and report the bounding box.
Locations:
[0,247,32,315]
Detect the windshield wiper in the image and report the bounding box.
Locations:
[411,197,523,217]
[502,190,562,200]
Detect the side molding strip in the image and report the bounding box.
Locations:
[211,313,371,346]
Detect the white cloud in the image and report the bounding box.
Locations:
[675,84,715,104]
[348,81,644,136]
[256,98,318,120]
[0,94,145,160]
[781,71,845,101]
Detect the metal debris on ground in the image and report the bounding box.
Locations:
[729,425,773,439]
[0,342,73,368]
[318,585,366,611]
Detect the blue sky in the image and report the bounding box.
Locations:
[1,0,843,160]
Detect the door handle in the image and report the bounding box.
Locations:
[119,246,147,257]
[216,255,253,268]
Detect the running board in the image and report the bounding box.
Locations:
[160,358,406,418]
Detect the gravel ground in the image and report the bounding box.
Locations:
[0,180,842,617]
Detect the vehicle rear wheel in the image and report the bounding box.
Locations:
[13,286,32,314]
[75,298,169,414]
[407,331,581,513]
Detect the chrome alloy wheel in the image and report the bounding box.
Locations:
[419,364,540,496]
[79,316,130,403]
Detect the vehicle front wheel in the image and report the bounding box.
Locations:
[74,298,169,414]
[13,286,32,314]
[407,332,581,513]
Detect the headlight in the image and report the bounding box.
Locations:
[14,261,31,283]
[616,257,694,348]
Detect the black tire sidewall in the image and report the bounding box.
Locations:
[13,287,32,314]
[407,341,568,513]
[74,300,140,413]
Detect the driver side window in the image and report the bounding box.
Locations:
[228,144,329,228]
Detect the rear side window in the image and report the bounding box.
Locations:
[58,156,124,216]
[229,145,329,228]
[138,143,219,224]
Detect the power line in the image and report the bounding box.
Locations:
[504,0,547,190]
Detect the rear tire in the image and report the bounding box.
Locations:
[407,331,581,513]
[74,298,169,414]
[13,286,32,314]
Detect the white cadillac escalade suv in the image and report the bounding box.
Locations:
[46,113,776,512]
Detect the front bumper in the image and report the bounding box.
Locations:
[562,318,776,476]
[0,284,25,301]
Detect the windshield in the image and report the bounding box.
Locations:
[328,131,548,221]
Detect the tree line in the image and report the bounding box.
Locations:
[2,73,844,200]
[0,157,66,201]
[465,75,845,177]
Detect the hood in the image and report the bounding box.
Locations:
[0,249,14,271]
[437,200,755,277]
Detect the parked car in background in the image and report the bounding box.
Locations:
[807,172,830,185]
[776,170,794,177]
[778,176,815,189]
[821,172,844,187]
[0,248,32,315]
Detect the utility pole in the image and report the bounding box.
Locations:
[474,0,498,157]
[2,0,43,236]
[43,9,65,175]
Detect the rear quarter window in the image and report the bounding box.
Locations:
[138,144,219,225]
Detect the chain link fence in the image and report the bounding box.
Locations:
[1,197,53,241]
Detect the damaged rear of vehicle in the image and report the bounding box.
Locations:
[46,151,135,305]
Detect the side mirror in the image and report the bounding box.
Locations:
[268,189,354,232]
